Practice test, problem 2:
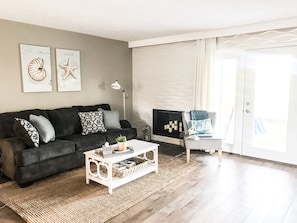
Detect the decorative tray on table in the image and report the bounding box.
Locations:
[95,146,134,158]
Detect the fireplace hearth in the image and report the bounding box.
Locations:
[153,109,183,138]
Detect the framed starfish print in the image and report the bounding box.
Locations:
[56,48,81,92]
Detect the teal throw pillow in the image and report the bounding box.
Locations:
[190,110,208,120]
[188,118,213,134]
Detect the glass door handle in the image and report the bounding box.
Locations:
[245,109,251,113]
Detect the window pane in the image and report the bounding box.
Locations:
[215,59,237,144]
[252,55,291,151]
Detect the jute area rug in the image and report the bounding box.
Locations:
[0,153,199,223]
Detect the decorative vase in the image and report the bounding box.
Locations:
[117,141,127,151]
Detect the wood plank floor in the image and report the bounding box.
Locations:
[1,142,297,223]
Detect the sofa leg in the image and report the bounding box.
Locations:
[18,182,32,188]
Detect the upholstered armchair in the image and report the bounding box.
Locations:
[182,111,222,163]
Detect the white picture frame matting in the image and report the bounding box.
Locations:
[56,49,81,92]
[20,44,52,93]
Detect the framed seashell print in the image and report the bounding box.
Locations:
[56,48,81,92]
[20,44,52,92]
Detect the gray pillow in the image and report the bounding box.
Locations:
[100,109,121,129]
[29,114,55,143]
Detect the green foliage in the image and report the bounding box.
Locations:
[115,135,127,142]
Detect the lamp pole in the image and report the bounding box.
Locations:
[111,80,128,120]
[122,89,126,120]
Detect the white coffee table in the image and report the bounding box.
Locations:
[84,139,159,194]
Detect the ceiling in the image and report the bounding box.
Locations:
[1,0,297,42]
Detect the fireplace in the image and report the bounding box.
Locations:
[153,109,183,138]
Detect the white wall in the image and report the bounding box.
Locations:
[132,26,297,145]
[132,41,197,143]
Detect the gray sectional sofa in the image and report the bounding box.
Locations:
[0,104,137,187]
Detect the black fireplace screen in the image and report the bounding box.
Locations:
[153,109,183,138]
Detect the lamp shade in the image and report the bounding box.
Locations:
[111,80,121,90]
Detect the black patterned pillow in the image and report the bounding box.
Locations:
[13,118,39,147]
[78,111,106,135]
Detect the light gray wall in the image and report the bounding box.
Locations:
[0,19,132,120]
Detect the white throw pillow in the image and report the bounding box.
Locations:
[29,114,55,143]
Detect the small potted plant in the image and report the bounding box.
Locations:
[115,135,127,151]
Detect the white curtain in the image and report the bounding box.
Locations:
[194,38,216,110]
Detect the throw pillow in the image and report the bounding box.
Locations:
[29,114,55,143]
[99,109,121,129]
[190,110,208,120]
[13,118,39,147]
[188,118,213,135]
[78,111,106,135]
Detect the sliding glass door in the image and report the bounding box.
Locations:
[216,46,297,164]
[242,46,297,164]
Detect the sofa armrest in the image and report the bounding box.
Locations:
[0,137,27,180]
[120,120,132,128]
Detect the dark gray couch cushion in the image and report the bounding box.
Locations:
[61,133,106,152]
[74,104,111,112]
[46,107,81,138]
[15,152,82,185]
[14,139,75,166]
[0,109,48,139]
[104,128,137,144]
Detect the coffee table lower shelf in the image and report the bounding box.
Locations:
[86,164,157,194]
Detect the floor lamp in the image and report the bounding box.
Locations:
[111,80,128,120]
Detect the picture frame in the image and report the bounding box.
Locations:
[20,44,52,92]
[56,48,81,92]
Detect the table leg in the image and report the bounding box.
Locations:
[107,163,113,194]
[85,155,90,184]
[154,147,158,173]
